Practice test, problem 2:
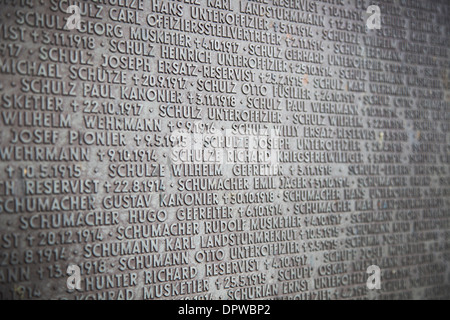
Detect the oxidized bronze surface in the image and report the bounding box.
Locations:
[0,0,449,300]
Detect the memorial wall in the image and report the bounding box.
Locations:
[0,0,449,300]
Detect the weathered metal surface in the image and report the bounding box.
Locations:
[0,0,449,300]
